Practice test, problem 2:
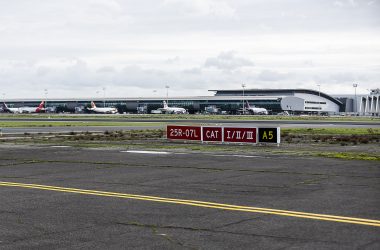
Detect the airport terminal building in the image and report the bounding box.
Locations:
[2,88,379,116]
[212,89,342,114]
[334,88,380,116]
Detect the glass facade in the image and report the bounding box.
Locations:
[4,98,282,114]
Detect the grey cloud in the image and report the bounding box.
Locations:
[183,67,202,75]
[329,72,358,83]
[257,70,289,82]
[162,0,236,18]
[302,60,315,67]
[326,72,372,84]
[333,0,363,7]
[97,66,116,73]
[0,0,379,98]
[0,58,378,98]
[205,51,254,71]
[116,65,205,90]
[36,66,51,76]
[115,65,173,89]
[0,0,378,40]
[62,59,95,87]
[165,56,181,64]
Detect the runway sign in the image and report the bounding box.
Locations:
[223,127,257,143]
[258,127,280,144]
[167,125,280,145]
[167,125,201,141]
[202,126,223,142]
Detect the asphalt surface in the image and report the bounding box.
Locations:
[0,145,379,249]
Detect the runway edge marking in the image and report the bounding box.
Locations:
[1,181,379,227]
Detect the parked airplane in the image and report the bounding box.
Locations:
[88,101,118,114]
[2,101,45,113]
[158,101,187,114]
[242,101,268,115]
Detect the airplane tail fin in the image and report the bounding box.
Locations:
[163,101,168,109]
[91,101,97,109]
[36,101,45,112]
[245,100,251,109]
[2,102,8,110]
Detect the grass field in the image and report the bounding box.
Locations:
[1,119,379,162]
[1,121,379,136]
[282,128,380,135]
[0,121,165,128]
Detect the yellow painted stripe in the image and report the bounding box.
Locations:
[1,181,379,227]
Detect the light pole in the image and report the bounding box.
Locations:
[242,83,246,114]
[165,85,170,103]
[353,84,358,114]
[102,87,106,107]
[44,89,48,112]
[317,84,321,115]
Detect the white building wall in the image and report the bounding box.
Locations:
[293,93,340,113]
[360,95,380,116]
[280,97,305,111]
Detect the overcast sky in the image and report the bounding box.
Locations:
[0,0,379,99]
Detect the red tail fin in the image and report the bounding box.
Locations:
[36,101,45,112]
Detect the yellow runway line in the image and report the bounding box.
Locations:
[1,181,379,227]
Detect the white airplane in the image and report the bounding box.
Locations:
[2,101,45,114]
[158,101,187,114]
[88,101,118,114]
[243,101,268,115]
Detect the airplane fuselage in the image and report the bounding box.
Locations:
[2,102,45,114]
[246,108,268,115]
[88,101,118,114]
[159,101,187,114]
[158,107,187,114]
[89,107,118,114]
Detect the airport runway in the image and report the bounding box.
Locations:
[0,145,379,249]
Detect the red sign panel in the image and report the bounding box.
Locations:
[202,127,223,142]
[167,125,201,141]
[223,127,257,143]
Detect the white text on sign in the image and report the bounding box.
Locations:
[167,125,202,141]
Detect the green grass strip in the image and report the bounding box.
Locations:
[1,114,380,122]
[0,121,165,128]
[282,128,380,135]
[313,152,380,161]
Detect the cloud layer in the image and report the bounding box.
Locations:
[0,0,379,98]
